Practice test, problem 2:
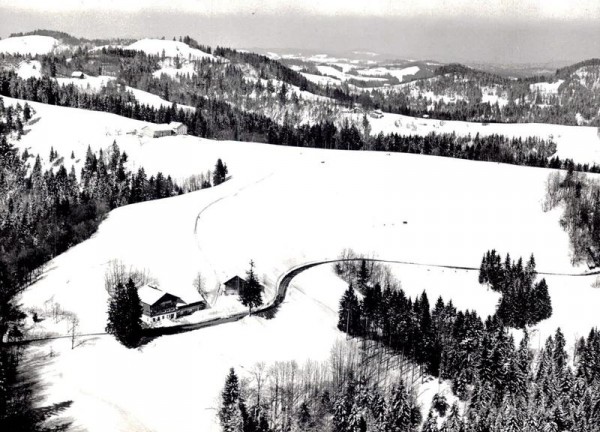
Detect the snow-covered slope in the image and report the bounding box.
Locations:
[11,98,600,432]
[347,110,600,165]
[357,65,420,81]
[126,38,216,61]
[0,35,60,55]
[16,60,42,79]
[12,96,591,334]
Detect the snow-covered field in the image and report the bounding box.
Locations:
[56,75,115,92]
[356,65,420,81]
[16,59,42,79]
[152,58,197,79]
[0,35,60,55]
[530,80,564,94]
[8,97,600,431]
[348,110,600,165]
[126,38,216,61]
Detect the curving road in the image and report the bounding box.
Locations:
[143,256,600,338]
[12,256,600,345]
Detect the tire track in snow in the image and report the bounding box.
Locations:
[192,171,276,306]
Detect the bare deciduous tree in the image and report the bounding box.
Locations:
[193,271,209,304]
[104,260,155,296]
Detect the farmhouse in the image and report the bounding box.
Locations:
[141,121,188,138]
[138,285,206,323]
[71,71,85,79]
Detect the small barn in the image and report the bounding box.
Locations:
[141,124,173,138]
[223,276,246,296]
[169,121,188,135]
[138,285,185,323]
[71,71,85,79]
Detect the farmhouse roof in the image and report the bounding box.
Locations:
[138,285,185,306]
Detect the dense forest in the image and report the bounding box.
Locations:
[216,256,600,431]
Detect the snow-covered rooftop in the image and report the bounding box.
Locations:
[138,285,167,306]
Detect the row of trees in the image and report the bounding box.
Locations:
[4,70,599,175]
[479,250,552,328]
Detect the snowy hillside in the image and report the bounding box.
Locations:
[126,38,216,61]
[356,65,420,81]
[0,35,60,55]
[9,97,600,432]
[3,96,197,178]
[16,59,42,79]
[12,97,593,333]
[347,110,600,165]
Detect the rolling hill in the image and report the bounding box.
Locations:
[10,96,600,432]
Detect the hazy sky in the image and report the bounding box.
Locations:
[1,0,599,64]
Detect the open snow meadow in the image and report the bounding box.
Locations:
[4,97,599,431]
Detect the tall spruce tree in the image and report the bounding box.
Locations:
[213,158,229,186]
[337,284,362,337]
[219,368,244,432]
[105,278,143,348]
[533,279,552,323]
[239,260,263,315]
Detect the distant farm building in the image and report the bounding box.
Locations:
[138,285,206,323]
[71,71,85,79]
[369,109,384,119]
[223,276,246,295]
[222,275,264,296]
[141,121,188,138]
[170,121,188,135]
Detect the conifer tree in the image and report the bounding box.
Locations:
[337,284,362,336]
[533,279,552,323]
[239,260,263,315]
[384,382,420,431]
[219,368,244,432]
[105,278,143,348]
[422,409,440,432]
[213,158,229,186]
[356,259,370,290]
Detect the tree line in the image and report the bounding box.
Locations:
[4,71,598,175]
[332,258,600,431]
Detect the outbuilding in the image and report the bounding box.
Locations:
[223,276,246,296]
